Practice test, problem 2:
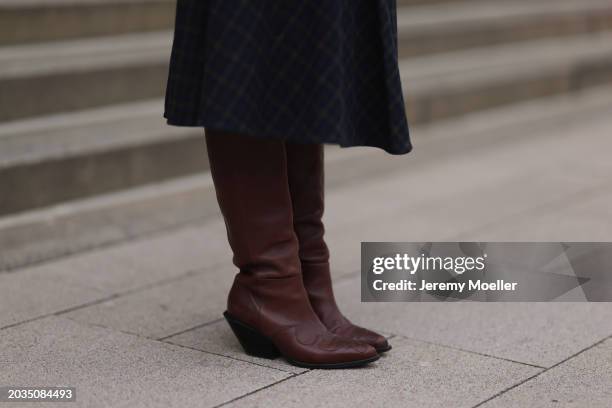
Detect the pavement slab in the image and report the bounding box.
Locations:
[0,222,230,329]
[480,337,612,408]
[465,186,612,242]
[224,336,540,408]
[0,261,102,329]
[63,266,235,340]
[0,316,290,408]
[330,277,612,368]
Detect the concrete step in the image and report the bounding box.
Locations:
[2,85,612,272]
[398,0,612,56]
[0,0,175,45]
[0,31,171,122]
[0,100,204,216]
[403,32,612,124]
[0,0,464,46]
[2,32,612,215]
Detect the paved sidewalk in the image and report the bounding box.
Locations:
[2,93,612,407]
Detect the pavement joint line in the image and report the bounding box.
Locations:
[446,175,612,241]
[386,334,399,340]
[471,369,543,408]
[336,269,596,371]
[59,314,300,375]
[393,333,547,370]
[156,317,225,341]
[470,333,612,408]
[63,315,149,339]
[159,337,299,375]
[211,371,311,408]
[0,266,209,332]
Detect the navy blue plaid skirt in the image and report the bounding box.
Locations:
[164,0,412,155]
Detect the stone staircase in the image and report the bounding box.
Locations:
[2,0,612,270]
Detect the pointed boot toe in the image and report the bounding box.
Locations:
[363,331,391,353]
[332,323,391,353]
[288,331,380,369]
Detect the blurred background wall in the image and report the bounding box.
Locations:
[1,0,612,271]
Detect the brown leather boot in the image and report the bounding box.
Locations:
[286,142,391,353]
[205,130,379,368]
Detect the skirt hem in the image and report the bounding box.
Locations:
[164,114,413,156]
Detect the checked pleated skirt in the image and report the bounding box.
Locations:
[164,1,412,155]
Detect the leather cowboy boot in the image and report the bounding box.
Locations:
[205,130,379,368]
[286,142,391,353]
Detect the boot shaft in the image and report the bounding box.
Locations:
[206,130,301,279]
[286,143,330,265]
[206,132,379,367]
